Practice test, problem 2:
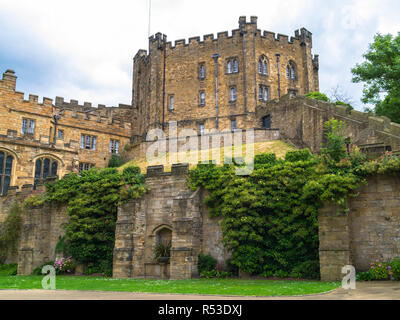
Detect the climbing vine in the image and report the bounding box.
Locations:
[189,119,400,278]
[0,202,22,264]
[24,166,148,276]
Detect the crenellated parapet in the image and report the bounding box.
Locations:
[143,16,312,52]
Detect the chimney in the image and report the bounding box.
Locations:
[2,69,17,90]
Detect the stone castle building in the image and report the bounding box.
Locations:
[0,16,400,281]
[131,16,319,139]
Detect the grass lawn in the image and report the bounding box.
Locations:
[0,276,340,297]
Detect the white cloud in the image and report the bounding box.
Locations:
[0,0,399,109]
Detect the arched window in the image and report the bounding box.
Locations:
[227,59,239,74]
[258,56,268,75]
[227,60,233,74]
[34,157,58,186]
[233,59,239,73]
[0,151,14,195]
[287,61,296,80]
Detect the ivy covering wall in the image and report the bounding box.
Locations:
[189,119,400,278]
[24,166,148,276]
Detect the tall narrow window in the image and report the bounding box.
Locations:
[169,95,175,110]
[110,139,120,154]
[230,87,237,102]
[287,62,296,80]
[57,130,64,139]
[231,119,237,131]
[199,64,206,79]
[227,60,233,74]
[259,85,263,100]
[0,151,13,196]
[34,157,58,186]
[233,59,238,73]
[199,91,206,106]
[263,87,269,101]
[258,56,268,75]
[199,124,205,136]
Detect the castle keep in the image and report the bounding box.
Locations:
[131,16,319,139]
[0,16,400,281]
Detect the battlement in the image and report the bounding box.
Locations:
[146,163,189,177]
[150,16,311,52]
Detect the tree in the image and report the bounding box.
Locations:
[329,85,355,110]
[352,32,400,123]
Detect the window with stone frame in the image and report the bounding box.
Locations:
[110,139,120,154]
[199,63,206,80]
[227,58,239,74]
[79,162,95,172]
[229,86,237,102]
[57,129,64,139]
[34,157,58,186]
[0,151,14,196]
[168,94,175,110]
[287,61,296,81]
[199,123,205,136]
[259,85,269,101]
[21,118,35,135]
[80,134,97,150]
[199,91,206,106]
[258,56,269,75]
[231,118,237,131]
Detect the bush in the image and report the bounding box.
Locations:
[53,257,76,275]
[225,258,239,277]
[0,264,18,276]
[285,149,313,162]
[291,260,320,280]
[32,261,54,275]
[357,270,375,282]
[370,260,390,280]
[108,154,128,168]
[154,242,171,259]
[305,92,330,102]
[198,254,217,274]
[0,202,22,264]
[389,258,400,280]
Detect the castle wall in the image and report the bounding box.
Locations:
[257,95,400,153]
[132,16,319,138]
[113,164,230,280]
[0,70,132,190]
[319,173,400,281]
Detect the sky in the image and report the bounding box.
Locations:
[0,0,399,110]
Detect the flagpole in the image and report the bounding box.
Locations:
[148,0,152,38]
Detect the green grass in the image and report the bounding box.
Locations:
[0,276,339,297]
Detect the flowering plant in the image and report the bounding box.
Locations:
[369,259,390,280]
[53,257,75,275]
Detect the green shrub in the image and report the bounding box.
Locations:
[291,260,320,280]
[370,260,390,280]
[108,154,128,168]
[32,261,54,275]
[53,257,76,275]
[200,270,231,279]
[225,258,239,277]
[0,264,18,276]
[305,92,330,102]
[335,101,354,112]
[0,202,22,264]
[198,253,217,274]
[154,242,171,259]
[285,149,313,162]
[357,270,375,281]
[24,195,45,209]
[390,258,400,281]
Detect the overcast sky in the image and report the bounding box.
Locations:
[0,0,399,110]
